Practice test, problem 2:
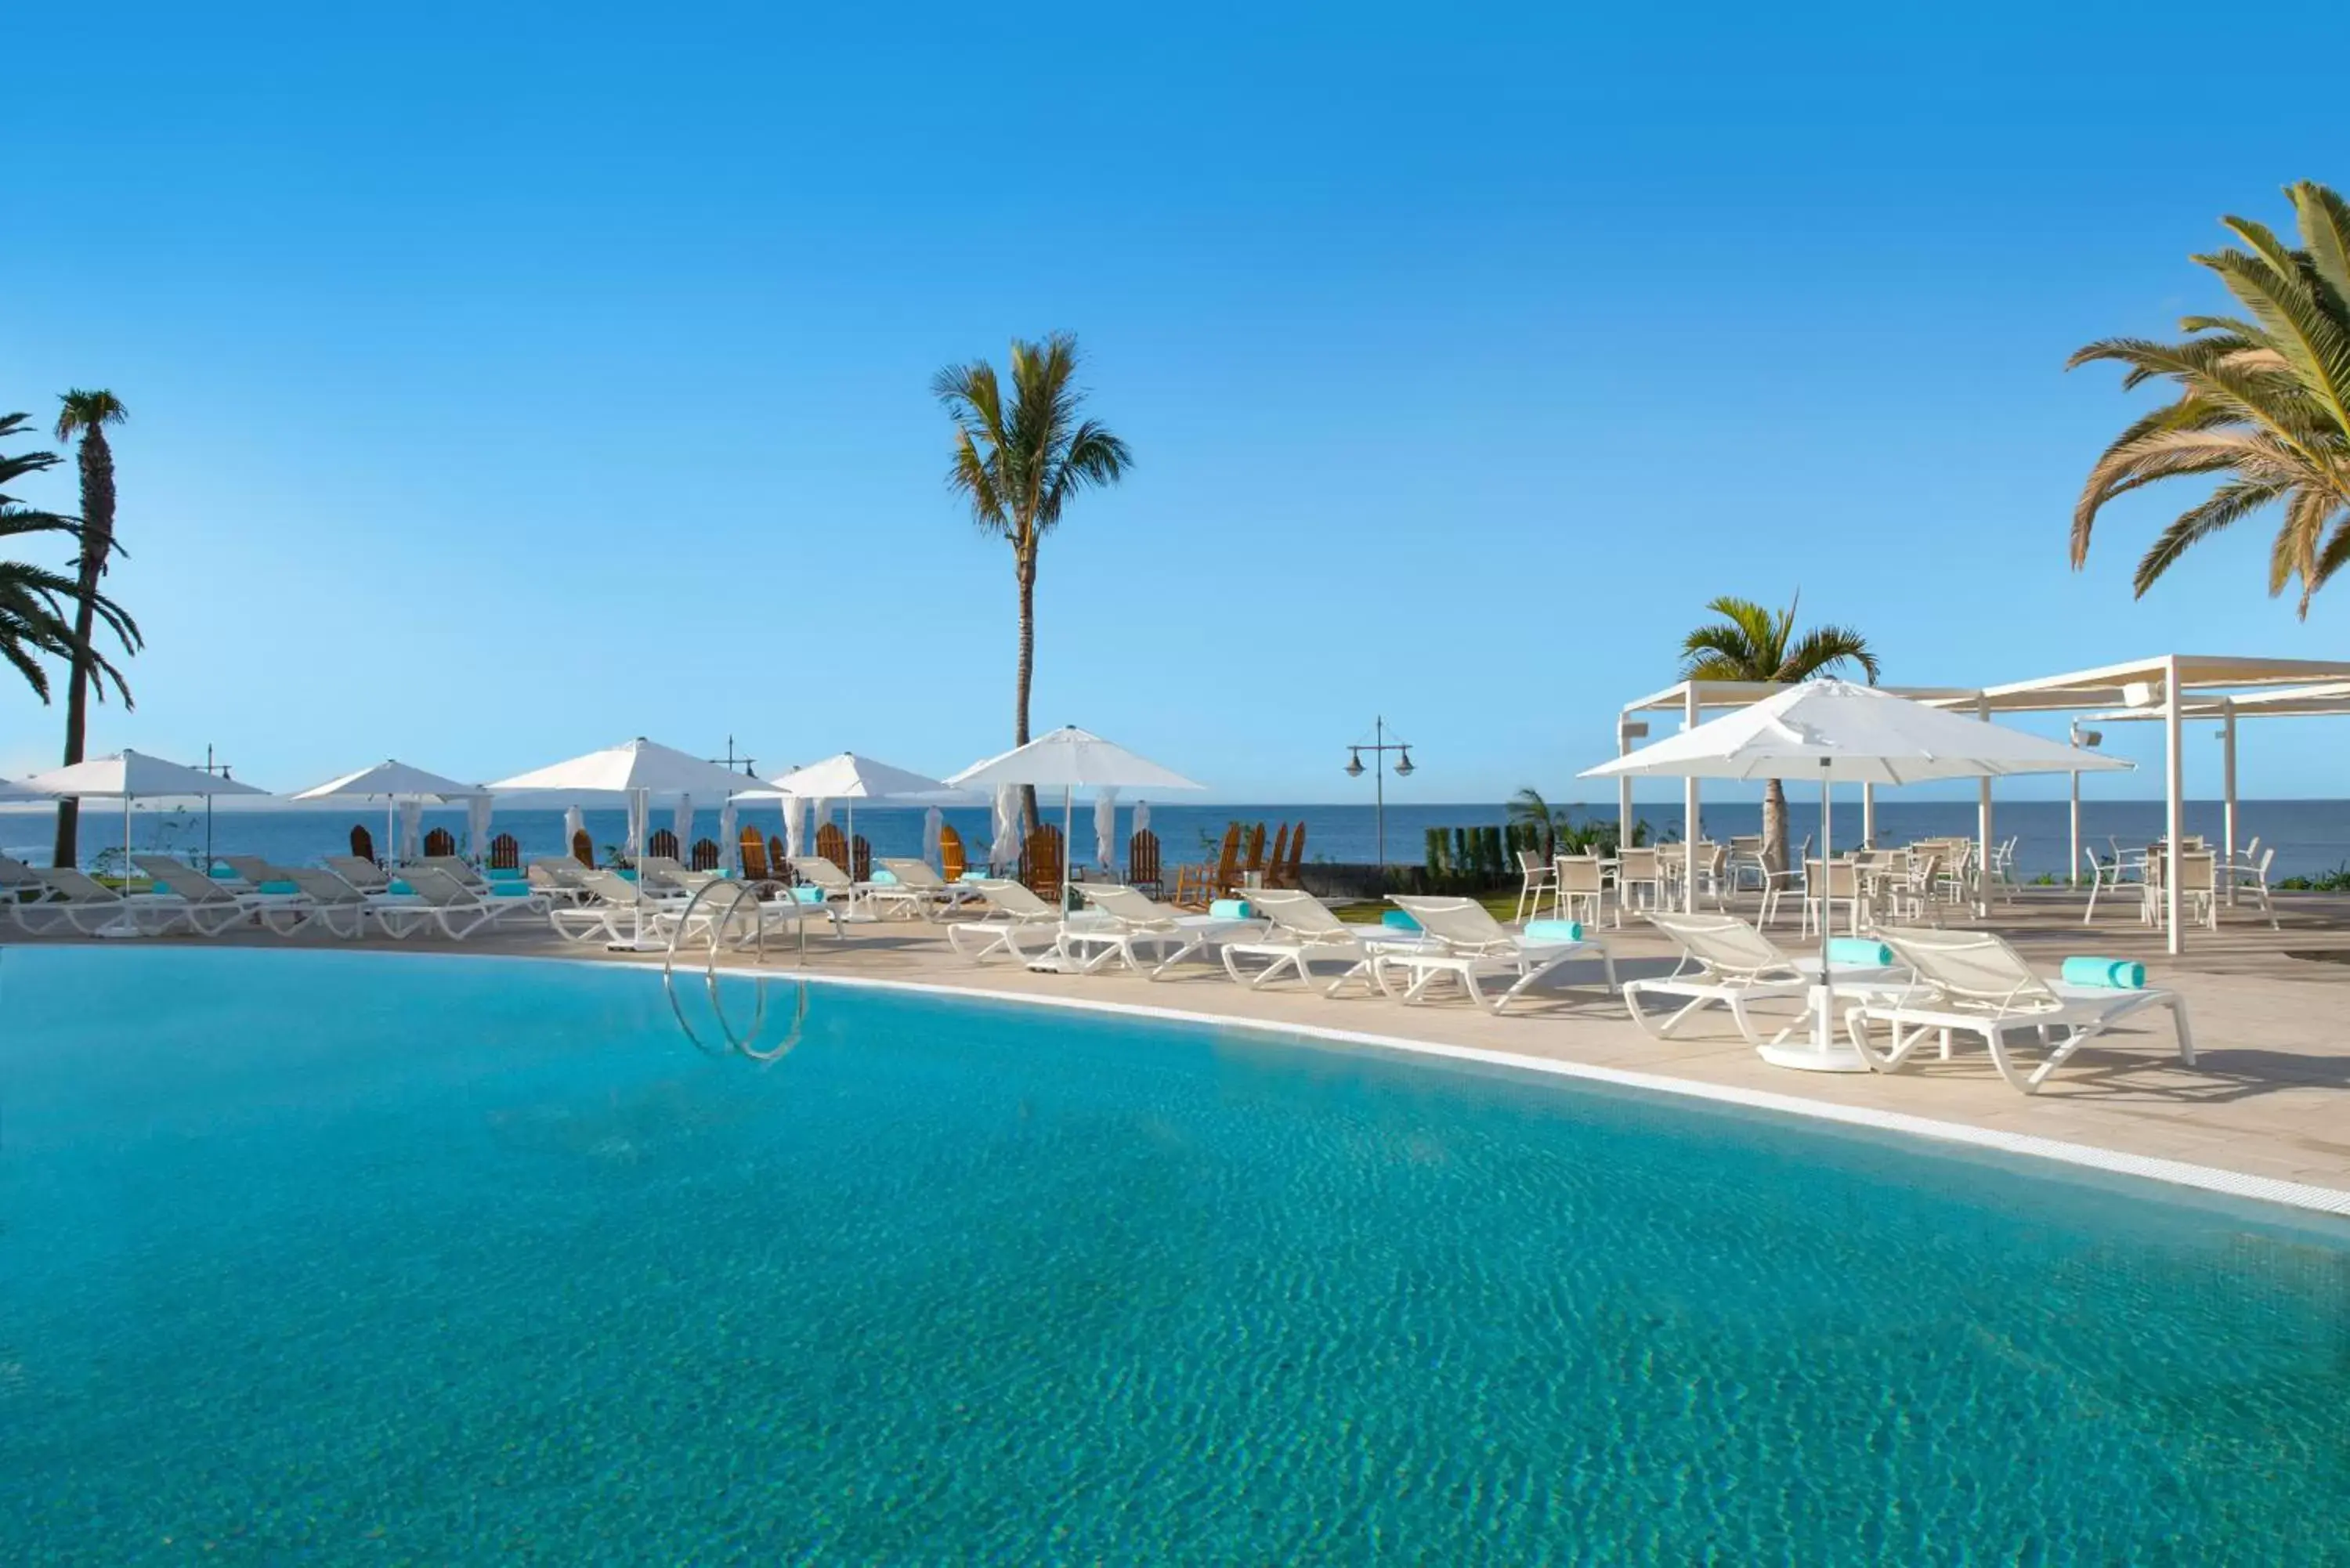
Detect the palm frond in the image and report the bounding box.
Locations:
[1781,626,1879,684]
[2130,480,2286,595]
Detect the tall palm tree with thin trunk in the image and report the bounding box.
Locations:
[52,389,130,867]
[2068,180,2350,614]
[934,334,1132,829]
[1679,595,1878,873]
[0,413,138,706]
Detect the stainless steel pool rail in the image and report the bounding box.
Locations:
[660,879,809,1060]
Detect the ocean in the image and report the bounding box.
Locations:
[7,798,2348,881]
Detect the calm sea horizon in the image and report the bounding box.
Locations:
[5,798,2347,880]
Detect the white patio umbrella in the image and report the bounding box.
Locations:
[487,738,762,950]
[734,753,969,876]
[923,804,944,871]
[397,799,425,861]
[293,759,483,866]
[0,775,54,802]
[673,794,695,858]
[782,795,806,860]
[468,793,496,858]
[1582,679,2131,1069]
[716,797,739,873]
[950,726,1205,893]
[1094,786,1119,870]
[22,750,267,937]
[989,785,1022,870]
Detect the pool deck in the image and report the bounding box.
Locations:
[16,889,2350,1215]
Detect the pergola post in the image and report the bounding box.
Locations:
[2222,699,2239,908]
[1683,684,1701,912]
[1975,693,1993,917]
[2164,656,2185,956]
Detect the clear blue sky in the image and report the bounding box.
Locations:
[5,0,2347,807]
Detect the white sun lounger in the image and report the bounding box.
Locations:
[636,855,721,896]
[1217,887,1417,996]
[1372,897,1618,1013]
[253,868,380,938]
[547,870,682,944]
[1057,884,1267,979]
[1845,927,2196,1095]
[132,855,268,936]
[2,853,67,926]
[1627,912,1911,1049]
[526,858,596,904]
[870,858,984,919]
[371,864,510,941]
[945,878,1079,963]
[16,869,132,934]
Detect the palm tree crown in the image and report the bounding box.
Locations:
[2068,180,2350,616]
[1679,595,1879,688]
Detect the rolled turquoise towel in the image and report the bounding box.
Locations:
[2061,956,2146,989]
[1382,909,1421,931]
[388,879,414,895]
[1827,937,1896,968]
[871,869,898,884]
[258,879,300,895]
[1523,919,1584,944]
[1209,898,1252,919]
[790,886,826,905]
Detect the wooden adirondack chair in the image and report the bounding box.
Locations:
[1267,824,1290,888]
[939,823,967,883]
[1020,824,1065,900]
[1285,821,1306,889]
[422,826,457,858]
[740,828,772,882]
[689,836,721,872]
[815,822,849,873]
[1243,822,1267,883]
[570,829,595,866]
[486,832,520,871]
[1173,822,1242,909]
[851,834,872,883]
[350,824,377,863]
[647,827,679,862]
[1126,829,1162,897]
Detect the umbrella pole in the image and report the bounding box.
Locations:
[1815,771,1834,1051]
[1064,787,1075,908]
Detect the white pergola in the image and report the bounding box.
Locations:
[1617,654,2350,954]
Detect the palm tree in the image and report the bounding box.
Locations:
[934,334,1131,829]
[2068,180,2350,615]
[0,413,138,706]
[1679,595,1878,873]
[51,389,129,866]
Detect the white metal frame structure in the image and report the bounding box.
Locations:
[1616,655,2350,956]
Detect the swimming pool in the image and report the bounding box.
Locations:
[5,948,2346,1563]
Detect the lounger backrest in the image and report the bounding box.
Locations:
[135,856,234,903]
[0,852,43,887]
[582,870,641,905]
[285,869,364,905]
[878,857,944,889]
[400,865,478,906]
[424,855,486,886]
[1249,887,1352,938]
[527,857,587,887]
[1875,927,2054,1009]
[789,856,855,892]
[973,877,1055,918]
[327,854,389,889]
[222,855,281,884]
[40,868,121,902]
[1388,896,1511,951]
[1647,912,1793,981]
[1079,884,1173,925]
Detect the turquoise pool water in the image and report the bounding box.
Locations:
[4,948,2347,1563]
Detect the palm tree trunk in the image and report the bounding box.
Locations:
[50,430,114,869]
[1762,779,1788,874]
[1014,544,1039,834]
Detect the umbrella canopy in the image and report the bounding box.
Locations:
[292,758,478,801]
[748,752,967,802]
[24,750,267,800]
[486,737,758,798]
[1580,681,2132,785]
[948,726,1203,792]
[0,775,54,802]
